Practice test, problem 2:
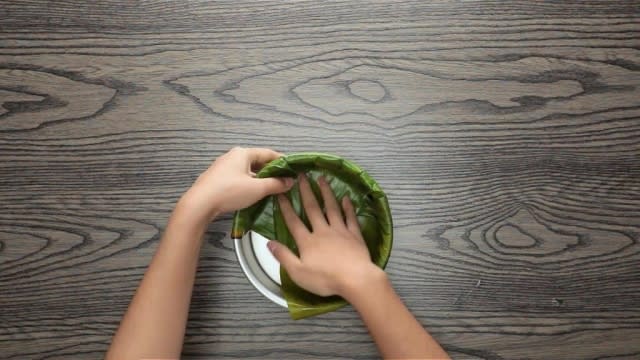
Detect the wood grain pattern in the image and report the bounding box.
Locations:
[1,1,639,359]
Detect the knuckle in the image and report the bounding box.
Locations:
[259,182,272,195]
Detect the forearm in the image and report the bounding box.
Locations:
[343,269,449,360]
[106,201,210,360]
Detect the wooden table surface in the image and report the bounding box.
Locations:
[1,1,639,359]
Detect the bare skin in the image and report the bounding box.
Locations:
[106,148,294,360]
[270,174,450,359]
[106,147,449,360]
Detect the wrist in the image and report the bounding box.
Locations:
[174,192,219,229]
[337,265,390,304]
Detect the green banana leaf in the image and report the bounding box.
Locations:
[232,153,393,319]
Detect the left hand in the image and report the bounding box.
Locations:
[177,147,294,224]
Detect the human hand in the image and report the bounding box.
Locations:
[267,174,384,298]
[178,147,294,225]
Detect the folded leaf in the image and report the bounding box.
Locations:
[232,153,393,319]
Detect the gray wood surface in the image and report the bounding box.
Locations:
[1,1,639,359]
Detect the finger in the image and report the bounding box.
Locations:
[255,177,294,196]
[298,173,326,230]
[245,148,283,169]
[267,240,301,273]
[317,176,343,226]
[277,194,310,241]
[342,195,362,238]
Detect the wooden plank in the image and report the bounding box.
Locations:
[0,1,639,359]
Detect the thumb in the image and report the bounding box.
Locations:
[267,240,301,274]
[257,177,294,196]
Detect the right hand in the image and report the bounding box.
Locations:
[267,173,385,298]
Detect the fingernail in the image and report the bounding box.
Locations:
[267,240,276,253]
[298,172,306,181]
[283,177,294,187]
[318,175,326,185]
